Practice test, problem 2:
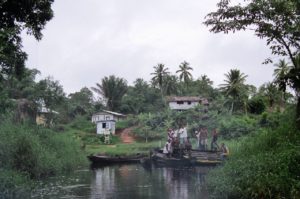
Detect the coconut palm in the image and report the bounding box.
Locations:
[273,59,290,91]
[273,59,292,108]
[176,61,193,84]
[151,63,170,90]
[163,75,179,95]
[219,69,248,114]
[273,59,290,81]
[259,82,281,110]
[91,75,127,111]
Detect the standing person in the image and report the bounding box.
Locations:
[195,129,201,149]
[211,129,219,151]
[201,128,208,151]
[180,125,188,147]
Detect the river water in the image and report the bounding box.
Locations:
[32,164,211,199]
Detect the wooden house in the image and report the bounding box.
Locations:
[166,96,209,111]
[91,110,126,135]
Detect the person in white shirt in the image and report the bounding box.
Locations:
[179,125,188,147]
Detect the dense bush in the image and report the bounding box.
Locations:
[207,112,300,199]
[0,120,87,195]
[248,97,266,114]
[219,116,257,139]
[0,169,31,199]
[69,115,95,133]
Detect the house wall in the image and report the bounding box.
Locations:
[96,121,116,135]
[169,101,199,110]
[92,113,114,123]
[36,114,47,126]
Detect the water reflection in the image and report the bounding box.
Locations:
[90,165,210,199]
[33,164,211,199]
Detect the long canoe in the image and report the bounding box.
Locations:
[88,154,146,164]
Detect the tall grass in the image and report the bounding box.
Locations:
[207,111,300,199]
[0,120,87,196]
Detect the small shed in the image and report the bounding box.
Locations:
[166,96,209,111]
[91,110,126,135]
[36,105,59,126]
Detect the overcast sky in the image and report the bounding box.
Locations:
[22,0,277,94]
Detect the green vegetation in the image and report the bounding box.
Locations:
[0,119,87,198]
[85,141,161,156]
[0,0,299,197]
[207,110,300,199]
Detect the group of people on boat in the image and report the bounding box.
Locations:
[163,125,192,157]
[163,125,229,159]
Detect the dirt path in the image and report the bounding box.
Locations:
[118,127,135,144]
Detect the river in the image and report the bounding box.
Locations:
[32,164,211,199]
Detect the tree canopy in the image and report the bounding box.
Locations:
[0,0,54,80]
[204,0,300,65]
[92,75,128,112]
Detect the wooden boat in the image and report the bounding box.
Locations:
[142,149,223,167]
[88,154,146,164]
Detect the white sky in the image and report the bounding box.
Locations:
[22,0,278,94]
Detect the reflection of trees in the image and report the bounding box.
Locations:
[90,165,210,199]
[161,167,209,199]
[91,166,116,199]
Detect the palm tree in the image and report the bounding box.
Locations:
[219,69,248,114]
[259,82,281,110]
[163,75,179,95]
[151,63,169,89]
[273,59,290,82]
[176,61,193,85]
[273,59,291,108]
[91,75,127,111]
[199,75,213,86]
[151,63,170,98]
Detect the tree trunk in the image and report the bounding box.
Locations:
[230,101,234,115]
[296,96,300,129]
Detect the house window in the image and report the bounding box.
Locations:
[106,116,110,120]
[102,123,106,128]
[187,101,191,105]
[177,101,184,104]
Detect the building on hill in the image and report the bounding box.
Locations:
[91,110,126,135]
[166,96,209,111]
[36,102,59,126]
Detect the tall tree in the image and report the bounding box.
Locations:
[68,87,94,117]
[176,61,193,85]
[91,75,127,112]
[259,82,281,110]
[163,75,179,96]
[204,0,300,126]
[220,69,248,114]
[0,0,54,79]
[151,63,170,91]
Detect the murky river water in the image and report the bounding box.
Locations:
[32,164,211,199]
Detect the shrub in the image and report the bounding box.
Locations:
[0,169,31,199]
[0,120,87,194]
[248,97,266,114]
[207,112,300,199]
[219,116,257,139]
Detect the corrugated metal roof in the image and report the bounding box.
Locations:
[166,96,202,102]
[93,110,126,117]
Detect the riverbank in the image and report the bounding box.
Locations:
[206,110,300,199]
[0,120,88,198]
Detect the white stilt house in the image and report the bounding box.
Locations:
[91,110,126,135]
